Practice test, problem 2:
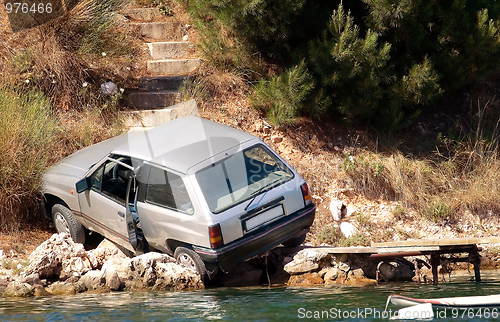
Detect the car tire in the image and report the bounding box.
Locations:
[282,233,306,247]
[174,246,207,280]
[52,204,86,244]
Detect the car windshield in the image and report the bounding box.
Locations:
[195,144,293,214]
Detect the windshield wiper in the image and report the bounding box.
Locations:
[244,187,270,211]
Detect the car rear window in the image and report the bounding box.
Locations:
[195,144,293,213]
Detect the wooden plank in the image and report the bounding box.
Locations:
[314,246,378,254]
[376,246,440,253]
[372,237,500,248]
[280,245,377,254]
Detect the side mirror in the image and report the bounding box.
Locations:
[75,178,90,193]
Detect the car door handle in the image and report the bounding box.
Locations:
[118,212,125,218]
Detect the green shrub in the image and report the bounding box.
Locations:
[355,212,370,226]
[338,233,370,247]
[364,0,500,93]
[180,0,311,71]
[317,225,370,247]
[423,202,453,223]
[317,225,343,244]
[308,4,442,128]
[249,60,314,126]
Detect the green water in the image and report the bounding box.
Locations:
[1,271,500,321]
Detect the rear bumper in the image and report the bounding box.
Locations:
[193,204,315,269]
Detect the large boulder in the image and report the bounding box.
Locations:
[3,281,33,297]
[340,222,358,238]
[101,257,132,281]
[284,249,331,275]
[88,239,128,269]
[18,234,204,294]
[153,262,203,291]
[46,281,81,295]
[80,270,104,291]
[23,233,91,280]
[329,199,346,221]
[122,252,203,291]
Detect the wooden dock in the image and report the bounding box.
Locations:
[372,237,500,284]
[291,237,500,284]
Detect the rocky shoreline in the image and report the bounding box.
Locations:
[0,234,203,297]
[1,233,500,297]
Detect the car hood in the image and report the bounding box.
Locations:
[45,134,131,178]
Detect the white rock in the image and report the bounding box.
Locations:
[340,222,358,238]
[329,199,344,221]
[346,205,356,217]
[283,259,319,275]
[154,262,202,289]
[294,249,330,262]
[80,270,104,290]
[283,249,331,275]
[101,81,117,95]
[24,233,90,280]
[101,257,132,281]
[105,269,121,291]
[3,281,33,297]
[87,239,127,269]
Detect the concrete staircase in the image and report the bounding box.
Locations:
[121,7,200,131]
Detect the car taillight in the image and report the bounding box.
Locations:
[301,183,312,206]
[209,224,223,248]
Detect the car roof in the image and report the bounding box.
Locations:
[112,116,256,173]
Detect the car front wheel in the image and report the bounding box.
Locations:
[52,204,86,244]
[174,246,207,280]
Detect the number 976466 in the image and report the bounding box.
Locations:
[5,2,53,14]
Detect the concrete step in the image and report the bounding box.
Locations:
[123,99,198,131]
[147,41,192,60]
[128,90,182,109]
[131,22,185,40]
[138,75,194,91]
[147,58,200,75]
[122,8,163,22]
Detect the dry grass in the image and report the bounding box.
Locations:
[0,88,57,231]
[337,142,500,218]
[0,0,147,111]
[181,63,252,112]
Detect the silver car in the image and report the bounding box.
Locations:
[41,116,316,278]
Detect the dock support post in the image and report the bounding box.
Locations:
[470,245,481,283]
[431,253,440,284]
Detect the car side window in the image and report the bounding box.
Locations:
[90,164,104,190]
[90,157,133,205]
[146,166,194,215]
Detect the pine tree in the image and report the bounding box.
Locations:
[308,5,392,120]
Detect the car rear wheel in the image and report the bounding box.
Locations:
[174,247,207,280]
[282,233,306,247]
[52,204,86,244]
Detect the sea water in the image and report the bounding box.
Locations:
[1,270,500,321]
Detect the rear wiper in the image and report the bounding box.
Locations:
[244,188,268,211]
